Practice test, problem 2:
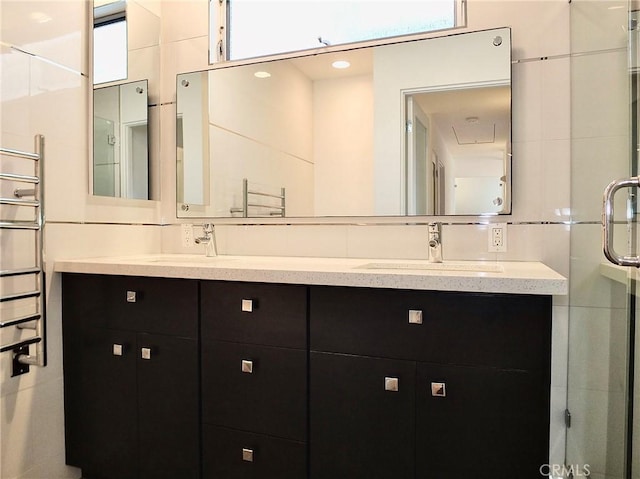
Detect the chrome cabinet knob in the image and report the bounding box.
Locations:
[242,448,254,462]
[126,291,137,303]
[141,347,151,360]
[241,299,254,312]
[113,344,123,356]
[241,359,253,373]
[408,309,423,324]
[385,377,399,392]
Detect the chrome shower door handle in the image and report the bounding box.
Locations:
[603,176,640,267]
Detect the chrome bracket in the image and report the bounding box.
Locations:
[12,345,30,377]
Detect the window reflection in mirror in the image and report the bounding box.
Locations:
[180,27,511,218]
[94,80,149,199]
[93,0,127,84]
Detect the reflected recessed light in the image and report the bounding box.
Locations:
[465,116,479,123]
[332,60,351,69]
[254,71,271,78]
[30,12,52,23]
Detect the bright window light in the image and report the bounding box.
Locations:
[226,1,458,61]
[94,20,127,84]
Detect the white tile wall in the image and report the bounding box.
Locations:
[0,0,590,477]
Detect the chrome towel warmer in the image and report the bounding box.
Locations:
[0,135,47,376]
[230,178,286,217]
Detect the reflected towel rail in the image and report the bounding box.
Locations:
[230,178,286,218]
[0,135,47,376]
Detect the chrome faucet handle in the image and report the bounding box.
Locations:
[428,222,441,243]
[195,223,217,257]
[427,222,443,263]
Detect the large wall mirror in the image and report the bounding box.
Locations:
[92,0,159,200]
[177,27,511,218]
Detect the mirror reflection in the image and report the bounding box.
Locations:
[92,0,159,200]
[93,80,149,199]
[177,27,511,218]
[405,86,511,215]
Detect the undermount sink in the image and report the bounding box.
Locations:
[356,262,504,273]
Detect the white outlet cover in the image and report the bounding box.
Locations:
[181,223,194,247]
[488,223,507,252]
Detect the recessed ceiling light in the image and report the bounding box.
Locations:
[254,71,271,78]
[332,60,351,69]
[465,116,479,123]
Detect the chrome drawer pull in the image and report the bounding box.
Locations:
[241,359,253,373]
[113,344,123,356]
[384,377,399,392]
[141,347,151,360]
[241,299,254,312]
[408,309,423,324]
[242,448,254,462]
[431,382,446,397]
[126,291,137,303]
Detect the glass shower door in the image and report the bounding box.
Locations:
[567,1,638,478]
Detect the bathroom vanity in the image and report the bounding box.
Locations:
[58,255,566,479]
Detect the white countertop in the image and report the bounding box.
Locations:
[54,254,567,296]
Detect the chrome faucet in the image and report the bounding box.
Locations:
[195,223,217,257]
[427,222,443,263]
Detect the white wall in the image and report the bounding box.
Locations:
[313,74,374,216]
[1,1,575,478]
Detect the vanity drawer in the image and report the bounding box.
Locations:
[201,281,307,348]
[203,424,306,479]
[202,340,307,441]
[63,274,199,337]
[310,286,552,371]
[106,275,199,338]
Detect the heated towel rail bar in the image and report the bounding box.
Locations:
[230,178,286,217]
[0,135,47,376]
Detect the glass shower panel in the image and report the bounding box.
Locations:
[568,1,634,478]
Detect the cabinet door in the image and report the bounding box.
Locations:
[137,333,200,479]
[310,352,415,479]
[79,328,138,479]
[416,363,550,478]
[202,340,307,441]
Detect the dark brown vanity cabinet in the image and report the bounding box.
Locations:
[309,286,552,479]
[62,274,553,479]
[200,281,308,479]
[62,274,200,479]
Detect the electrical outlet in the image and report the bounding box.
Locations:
[488,223,507,252]
[181,224,194,247]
